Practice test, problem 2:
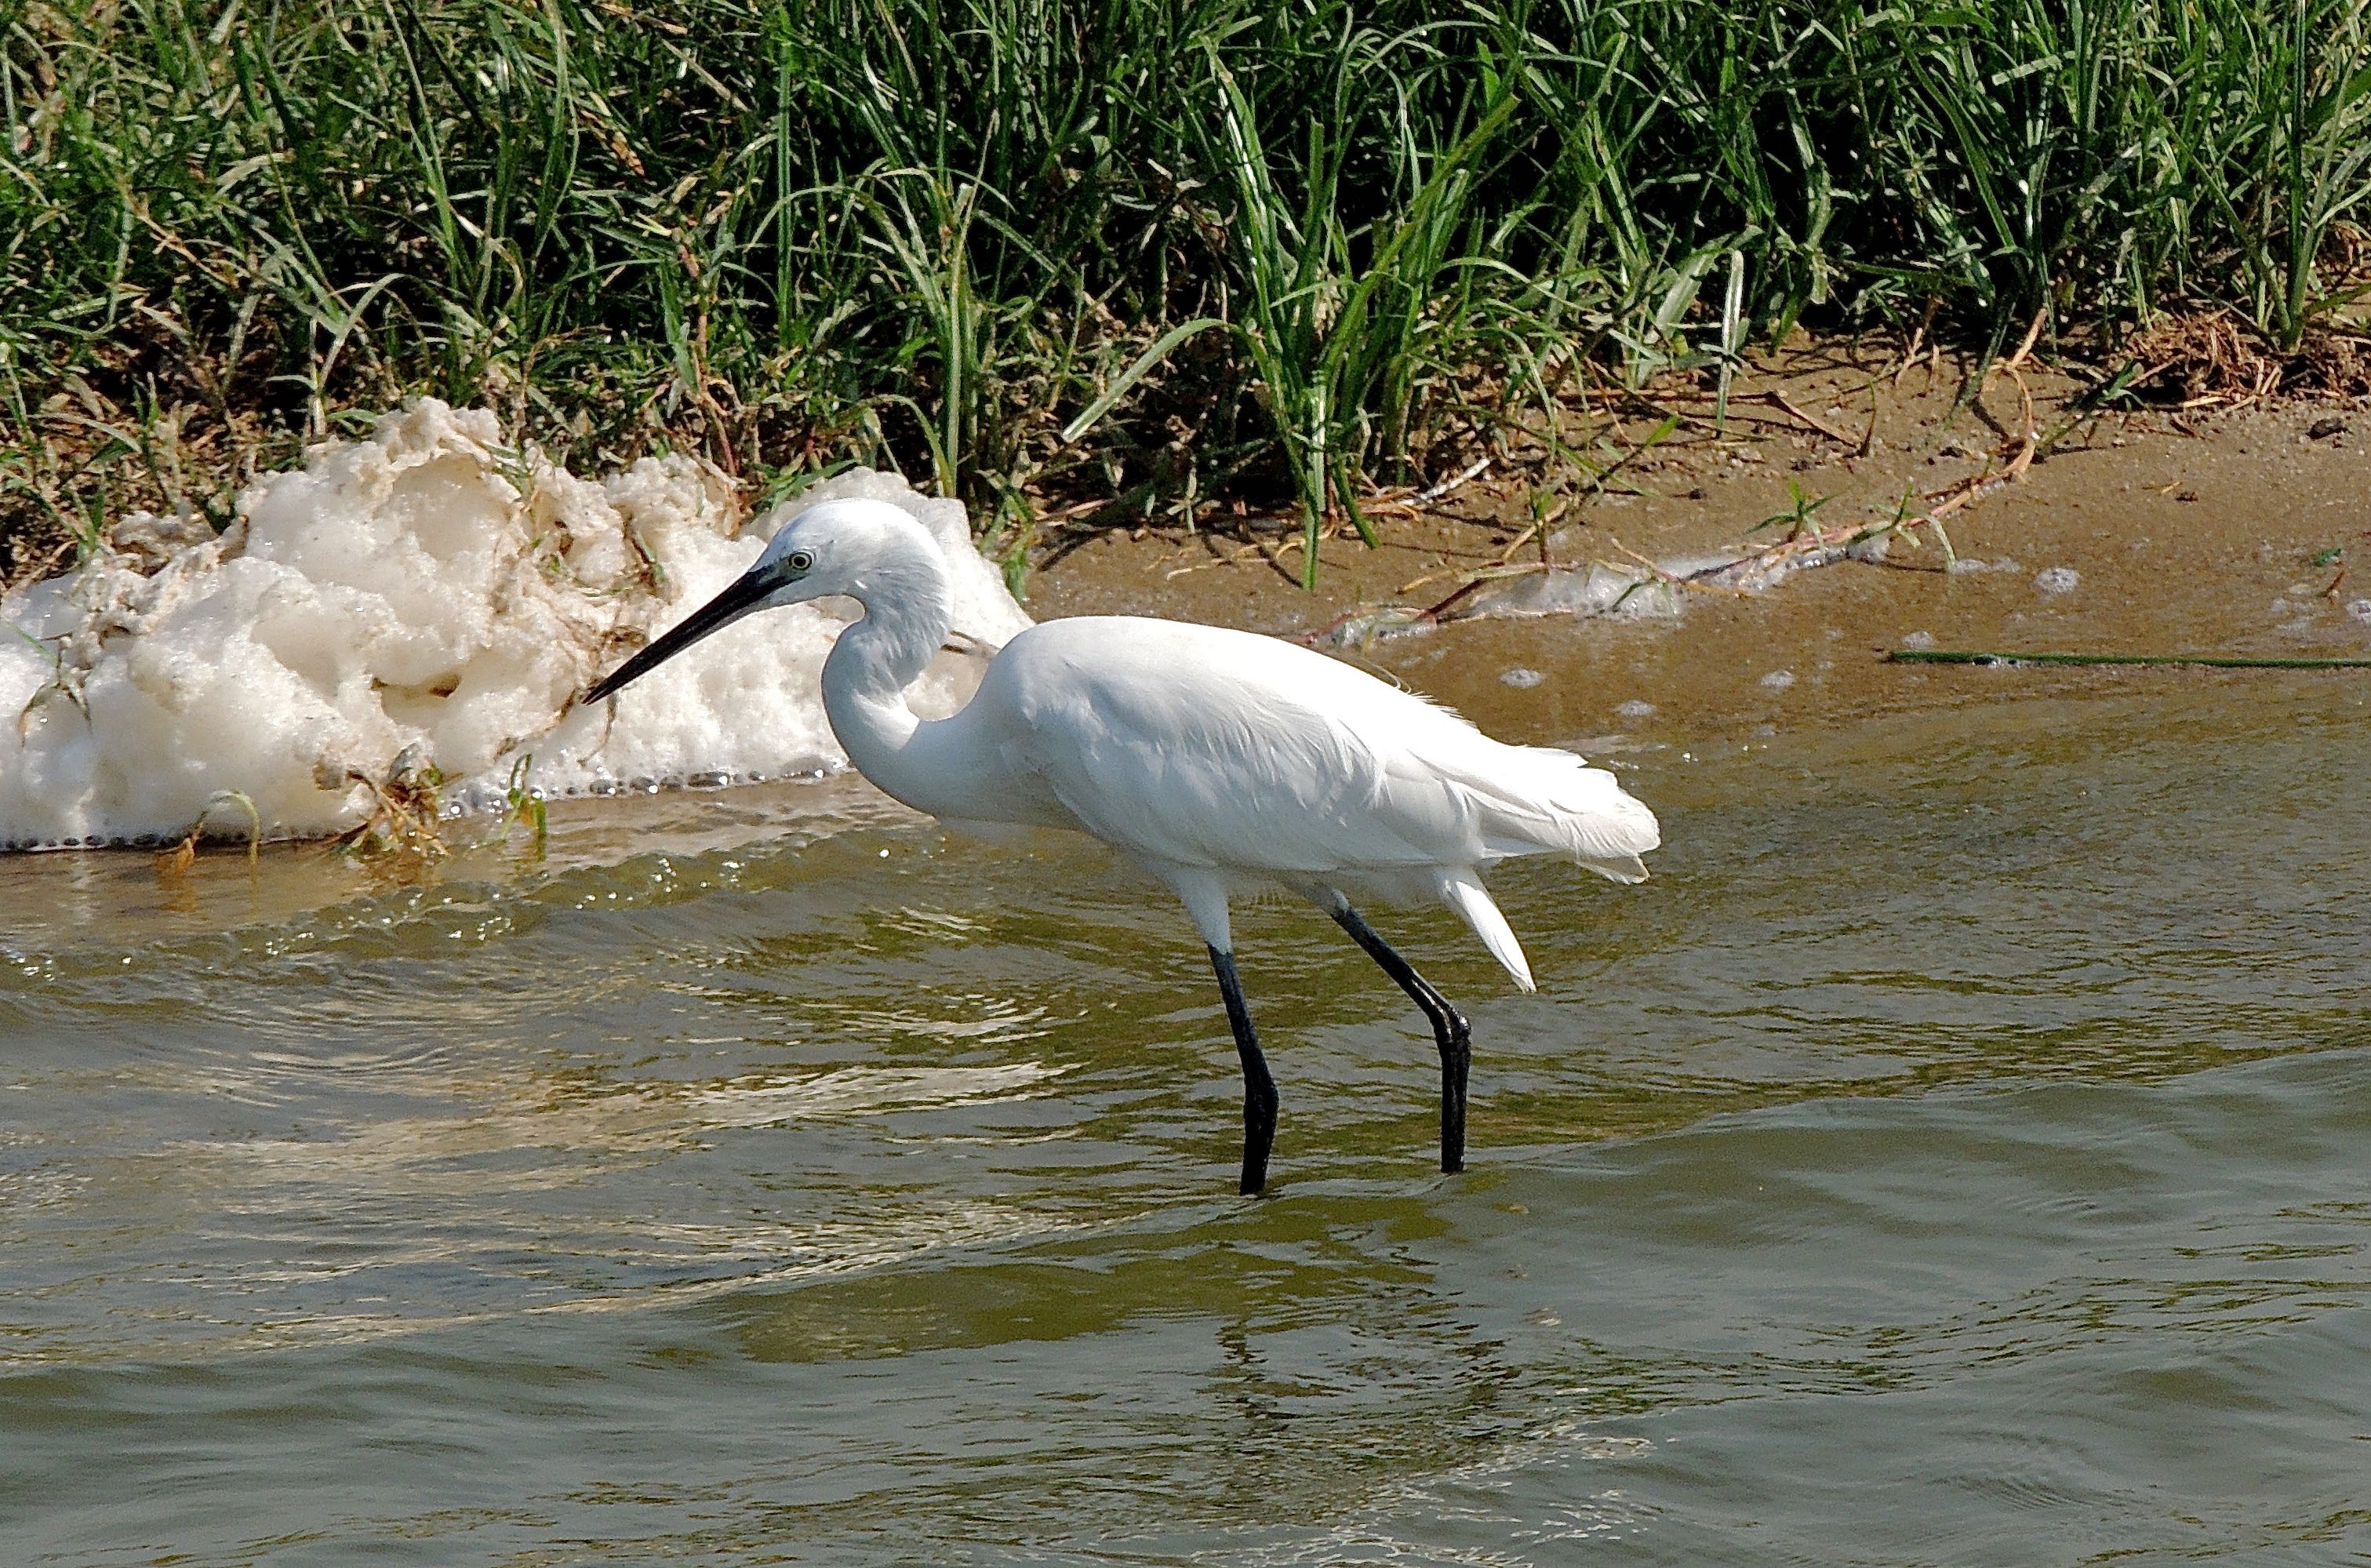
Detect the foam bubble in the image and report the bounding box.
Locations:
[2034,566,2081,595]
[0,400,1031,849]
[1759,668,1796,689]
[1478,563,1686,620]
[1500,667,1545,689]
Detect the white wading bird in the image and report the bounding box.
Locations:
[586,498,1660,1192]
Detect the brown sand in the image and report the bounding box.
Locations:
[1023,348,2369,748]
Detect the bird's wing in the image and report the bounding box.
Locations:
[980,619,1655,879]
[998,640,1415,873]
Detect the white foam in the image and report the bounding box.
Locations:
[0,401,1031,849]
[1483,562,1692,620]
[1450,531,1897,632]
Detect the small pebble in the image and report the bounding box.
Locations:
[1759,669,1796,690]
[2034,566,2080,595]
[1500,667,1545,689]
[1901,630,1937,649]
[1615,699,1656,719]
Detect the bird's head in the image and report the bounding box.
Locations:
[583,496,939,703]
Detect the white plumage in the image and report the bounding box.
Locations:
[587,497,1660,1191]
[954,616,1656,988]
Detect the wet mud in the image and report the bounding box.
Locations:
[1027,349,2369,747]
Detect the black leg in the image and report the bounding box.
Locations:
[1208,945,1279,1194]
[1330,904,1471,1173]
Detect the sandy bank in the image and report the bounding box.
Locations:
[1026,351,2370,746]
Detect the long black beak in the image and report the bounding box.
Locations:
[584,567,779,703]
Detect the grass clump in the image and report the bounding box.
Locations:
[5,0,2369,588]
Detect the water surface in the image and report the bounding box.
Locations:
[4,679,2369,1563]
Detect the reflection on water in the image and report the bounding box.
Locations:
[3,681,2369,1564]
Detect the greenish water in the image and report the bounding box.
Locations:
[4,682,2369,1565]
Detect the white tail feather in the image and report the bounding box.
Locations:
[1441,872,1533,991]
[1440,744,1660,882]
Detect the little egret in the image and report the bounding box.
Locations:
[587,498,1660,1191]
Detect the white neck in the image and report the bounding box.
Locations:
[820,540,956,810]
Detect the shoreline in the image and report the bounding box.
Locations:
[1024,351,2370,748]
[1,347,2362,871]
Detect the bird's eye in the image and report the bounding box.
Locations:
[787,550,815,573]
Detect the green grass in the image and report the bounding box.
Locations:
[5,0,2369,586]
